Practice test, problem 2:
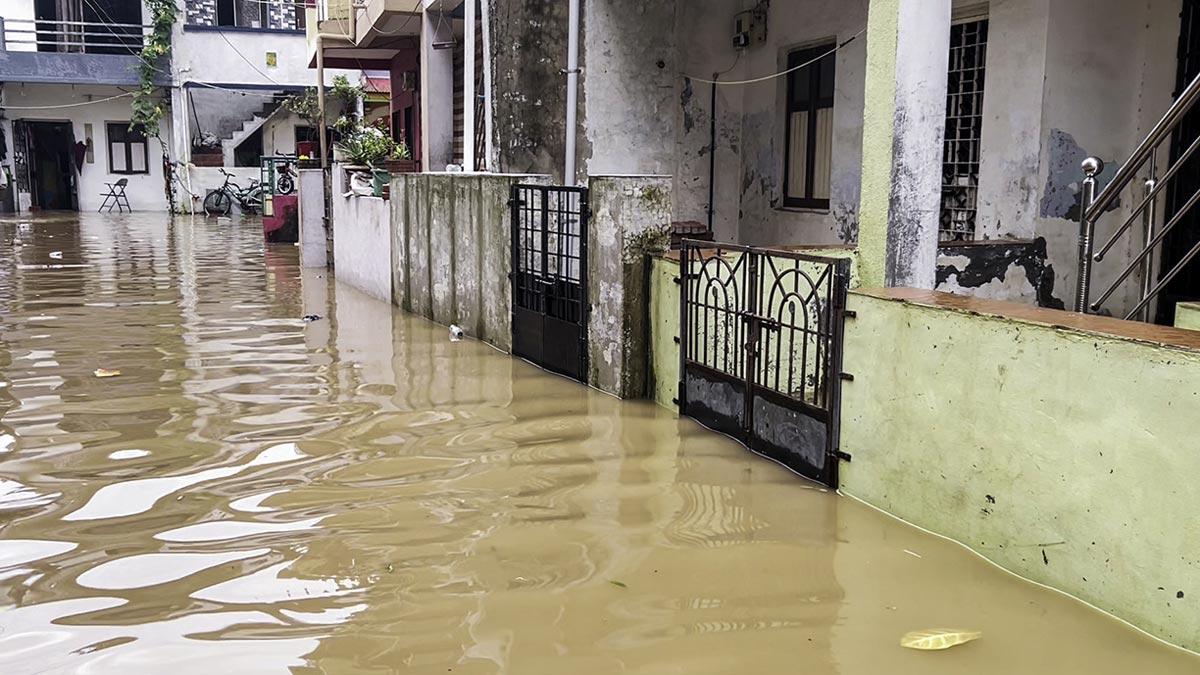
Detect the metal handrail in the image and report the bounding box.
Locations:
[2,18,151,52]
[1075,69,1200,320]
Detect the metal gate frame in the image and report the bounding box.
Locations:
[677,239,851,488]
[509,183,590,382]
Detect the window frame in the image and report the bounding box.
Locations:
[939,15,989,241]
[106,122,150,175]
[783,42,837,210]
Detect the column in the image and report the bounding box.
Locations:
[463,0,476,171]
[857,0,951,288]
[420,8,454,171]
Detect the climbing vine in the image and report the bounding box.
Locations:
[130,0,177,137]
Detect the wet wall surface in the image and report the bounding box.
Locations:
[0,213,1196,673]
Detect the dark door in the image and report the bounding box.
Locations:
[27,121,77,211]
[1159,0,1200,323]
[678,240,851,488]
[510,184,589,382]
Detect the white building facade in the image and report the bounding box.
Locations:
[0,0,357,213]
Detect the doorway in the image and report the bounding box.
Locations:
[1160,0,1200,323]
[25,121,78,211]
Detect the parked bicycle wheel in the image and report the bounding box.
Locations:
[277,175,295,195]
[243,185,264,214]
[203,190,232,216]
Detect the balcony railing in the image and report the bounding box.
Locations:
[0,18,151,55]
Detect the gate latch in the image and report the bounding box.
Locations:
[832,449,852,462]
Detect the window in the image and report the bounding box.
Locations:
[215,0,267,28]
[106,123,148,175]
[784,43,836,209]
[940,17,989,241]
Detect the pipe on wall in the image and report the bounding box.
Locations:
[464,0,476,171]
[564,0,580,184]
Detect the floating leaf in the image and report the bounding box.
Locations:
[609,580,627,589]
[93,368,122,378]
[900,629,981,651]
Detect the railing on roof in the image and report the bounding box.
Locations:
[316,0,352,22]
[0,17,151,54]
[1075,71,1200,321]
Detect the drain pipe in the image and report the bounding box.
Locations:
[563,0,580,184]
[707,77,717,233]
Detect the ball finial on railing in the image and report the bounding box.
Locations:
[1081,156,1105,177]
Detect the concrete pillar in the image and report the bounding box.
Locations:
[587,175,673,398]
[298,168,327,268]
[169,87,192,212]
[857,0,951,288]
[421,9,454,171]
[463,0,476,171]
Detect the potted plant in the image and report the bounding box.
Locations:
[384,139,417,174]
[335,118,402,197]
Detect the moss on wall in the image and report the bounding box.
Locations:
[840,292,1200,650]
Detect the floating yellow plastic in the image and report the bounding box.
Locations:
[93,368,122,378]
[900,629,982,651]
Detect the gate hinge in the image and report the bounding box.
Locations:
[843,309,857,319]
[673,336,680,344]
[832,449,852,462]
[673,276,681,285]
[839,372,854,382]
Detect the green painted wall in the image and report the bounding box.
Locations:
[1175,302,1200,331]
[649,256,681,412]
[856,0,899,289]
[840,292,1200,650]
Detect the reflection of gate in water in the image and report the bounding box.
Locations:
[678,240,852,488]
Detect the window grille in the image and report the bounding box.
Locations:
[940,18,988,241]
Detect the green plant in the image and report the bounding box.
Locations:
[330,75,365,111]
[284,87,321,125]
[130,0,176,137]
[336,124,402,167]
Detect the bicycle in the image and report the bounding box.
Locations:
[274,155,297,195]
[203,168,264,216]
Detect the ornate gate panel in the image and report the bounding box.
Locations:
[679,240,851,487]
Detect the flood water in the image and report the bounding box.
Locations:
[0,213,1196,674]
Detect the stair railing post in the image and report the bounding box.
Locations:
[1075,157,1104,313]
[1140,174,1158,322]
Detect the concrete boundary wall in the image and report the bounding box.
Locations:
[391,172,546,351]
[587,175,673,398]
[331,164,392,303]
[839,290,1200,651]
[647,259,1200,650]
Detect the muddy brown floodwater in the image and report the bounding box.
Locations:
[0,213,1196,674]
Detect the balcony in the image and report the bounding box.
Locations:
[307,0,419,69]
[0,17,169,86]
[355,0,421,48]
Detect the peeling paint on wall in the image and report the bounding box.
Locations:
[936,237,1064,309]
[1039,129,1119,221]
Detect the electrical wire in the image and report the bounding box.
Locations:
[0,92,136,110]
[185,81,283,98]
[685,28,865,85]
[215,28,283,85]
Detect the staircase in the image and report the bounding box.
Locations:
[219,94,290,167]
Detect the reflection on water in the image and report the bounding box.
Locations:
[0,213,1196,674]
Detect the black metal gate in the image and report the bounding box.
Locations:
[510,184,589,382]
[678,240,851,488]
